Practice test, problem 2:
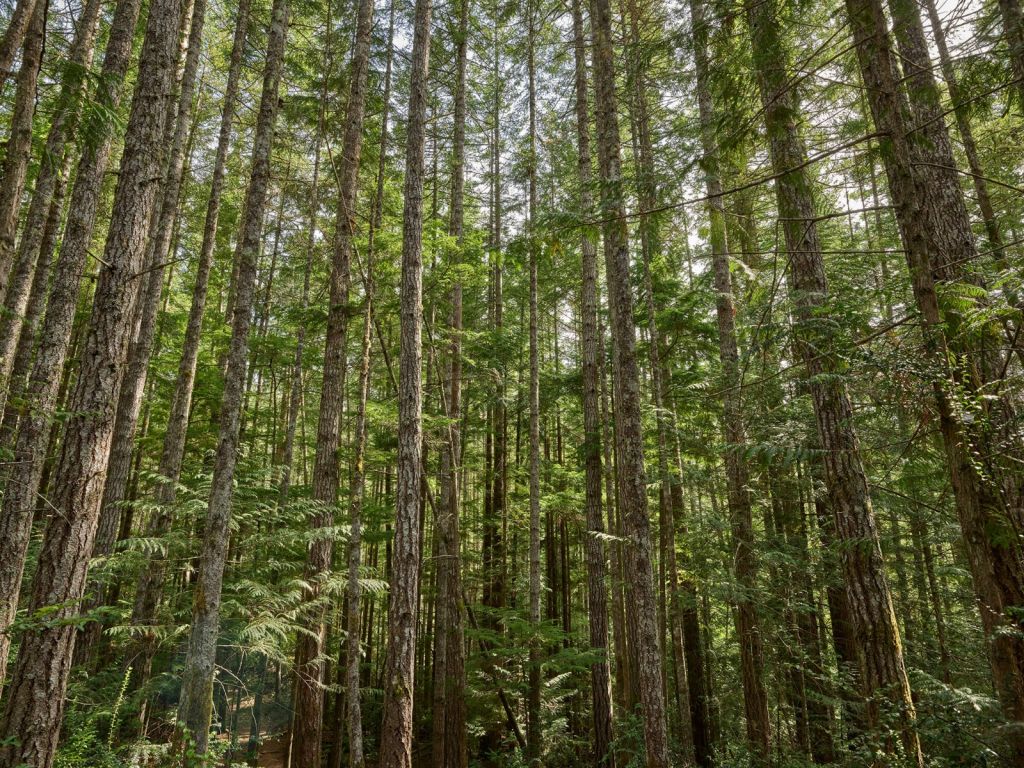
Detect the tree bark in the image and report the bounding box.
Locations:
[174,0,288,752]
[290,0,373,756]
[129,0,249,679]
[0,0,40,91]
[377,0,430,760]
[0,0,102,412]
[76,0,203,663]
[570,0,615,763]
[0,0,146,688]
[588,0,670,762]
[526,0,543,760]
[690,0,772,759]
[844,0,1024,753]
[0,0,184,755]
[431,0,468,763]
[745,0,922,761]
[0,0,47,306]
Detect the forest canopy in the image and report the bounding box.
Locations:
[0,0,1021,763]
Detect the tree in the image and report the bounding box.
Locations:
[175,0,289,750]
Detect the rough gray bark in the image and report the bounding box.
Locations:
[73,0,200,667]
[174,0,288,752]
[588,0,670,761]
[570,0,614,762]
[746,0,922,761]
[92,0,205,568]
[0,0,184,754]
[921,0,1003,253]
[0,0,145,688]
[377,0,430,759]
[338,8,393,767]
[0,0,47,304]
[998,0,1024,108]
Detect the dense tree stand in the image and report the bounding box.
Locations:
[0,0,1021,764]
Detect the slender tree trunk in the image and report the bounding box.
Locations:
[745,0,922,761]
[0,0,40,91]
[431,0,468,763]
[525,0,543,760]
[997,0,1024,108]
[0,0,44,303]
[0,0,46,306]
[76,0,203,663]
[588,0,670,761]
[689,0,773,758]
[0,0,184,755]
[291,0,372,757]
[0,0,102,398]
[337,10,393,765]
[377,0,430,760]
[570,0,614,762]
[0,0,146,688]
[175,0,288,751]
[129,0,249,677]
[920,0,1003,253]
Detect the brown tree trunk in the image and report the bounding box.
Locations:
[431,0,468,763]
[129,0,249,678]
[0,0,184,755]
[526,0,543,760]
[844,0,1024,753]
[377,0,430,759]
[174,0,288,752]
[690,0,772,759]
[0,0,47,306]
[746,0,922,761]
[77,0,203,662]
[0,0,40,90]
[0,0,145,688]
[588,0,670,761]
[291,0,373,757]
[0,0,102,399]
[570,0,614,762]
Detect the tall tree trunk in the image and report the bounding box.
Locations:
[844,0,1024,753]
[129,0,249,681]
[0,0,46,307]
[77,0,203,662]
[920,0,1003,253]
[0,0,146,687]
[997,0,1024,108]
[570,0,614,762]
[291,0,373,757]
[431,0,468,762]
[526,0,543,760]
[588,0,670,762]
[337,7,394,765]
[0,0,102,398]
[0,0,184,755]
[690,0,772,759]
[377,0,430,759]
[0,0,40,91]
[745,0,922,761]
[175,0,288,751]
